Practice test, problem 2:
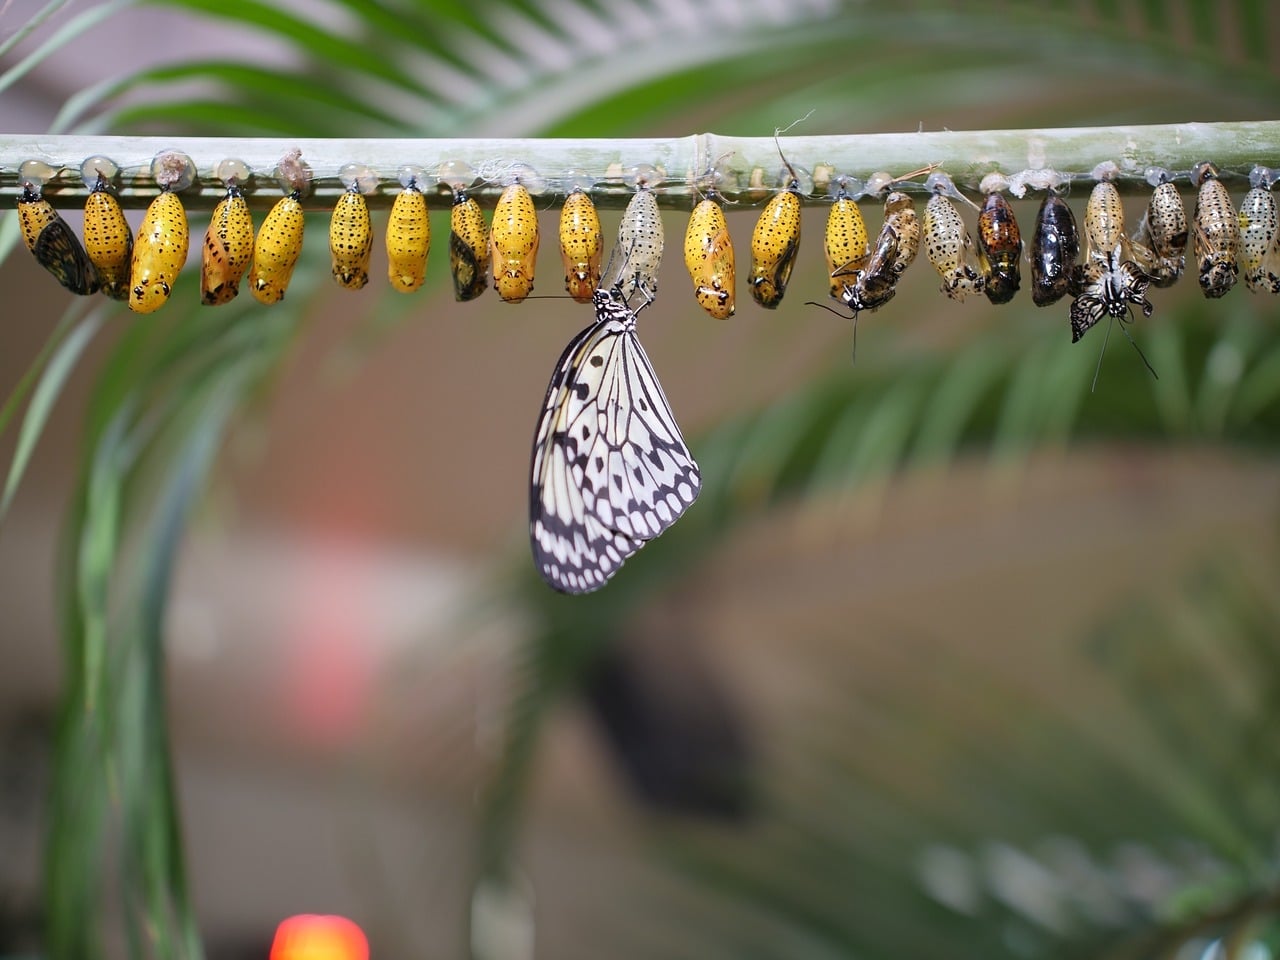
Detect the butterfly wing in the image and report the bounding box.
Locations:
[33,219,100,296]
[530,298,700,594]
[1069,294,1103,342]
[449,230,483,301]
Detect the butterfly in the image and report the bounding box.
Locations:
[1069,247,1157,390]
[1069,249,1153,344]
[530,284,701,594]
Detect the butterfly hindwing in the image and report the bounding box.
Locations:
[530,288,700,594]
[531,317,641,592]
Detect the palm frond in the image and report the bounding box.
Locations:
[0,0,138,98]
[0,0,71,62]
[41,285,313,954]
[0,307,103,518]
[70,0,1273,139]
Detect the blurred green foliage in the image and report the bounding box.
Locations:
[2,0,1280,957]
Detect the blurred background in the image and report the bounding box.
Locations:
[1,1,1280,958]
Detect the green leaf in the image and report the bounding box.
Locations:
[0,0,70,62]
[1,307,104,519]
[0,0,137,97]
[144,0,437,99]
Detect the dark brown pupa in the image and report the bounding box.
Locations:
[1030,192,1079,307]
[976,191,1022,304]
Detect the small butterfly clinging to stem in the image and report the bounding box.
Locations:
[529,280,701,594]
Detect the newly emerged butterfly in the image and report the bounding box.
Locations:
[838,189,921,313]
[1069,178,1158,389]
[1069,251,1153,343]
[529,283,701,594]
[1070,180,1154,343]
[18,183,99,296]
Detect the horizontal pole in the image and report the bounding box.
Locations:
[2,121,1279,211]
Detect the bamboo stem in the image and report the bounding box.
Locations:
[3,121,1279,211]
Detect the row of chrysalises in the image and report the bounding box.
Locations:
[16,150,1279,597]
[16,151,1279,331]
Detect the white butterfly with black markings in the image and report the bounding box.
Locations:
[530,284,701,594]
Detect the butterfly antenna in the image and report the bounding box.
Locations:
[1091,313,1115,393]
[1119,309,1159,381]
[805,300,852,319]
[772,128,802,189]
[802,297,861,362]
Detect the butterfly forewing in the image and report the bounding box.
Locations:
[530,289,701,594]
[33,218,99,295]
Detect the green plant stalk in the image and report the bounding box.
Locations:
[40,292,301,958]
[3,121,1279,210]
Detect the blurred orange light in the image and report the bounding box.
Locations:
[270,914,369,960]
